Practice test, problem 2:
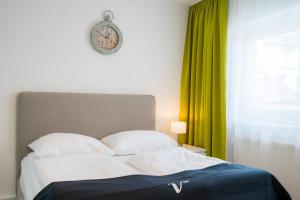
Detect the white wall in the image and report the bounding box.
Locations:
[0,0,188,198]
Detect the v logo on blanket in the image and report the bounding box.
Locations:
[168,180,190,194]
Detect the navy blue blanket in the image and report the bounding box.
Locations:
[34,163,291,200]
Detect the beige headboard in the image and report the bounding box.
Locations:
[16,92,156,175]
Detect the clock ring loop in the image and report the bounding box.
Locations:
[103,10,114,22]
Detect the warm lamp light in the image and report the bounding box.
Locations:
[171,121,187,134]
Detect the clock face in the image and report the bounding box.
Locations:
[95,26,119,49]
[90,21,123,54]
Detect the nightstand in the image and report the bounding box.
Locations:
[182,144,206,155]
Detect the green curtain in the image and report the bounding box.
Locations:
[178,0,228,160]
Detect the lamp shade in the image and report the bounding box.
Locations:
[171,121,187,134]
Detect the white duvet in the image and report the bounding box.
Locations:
[20,153,139,200]
[20,148,225,200]
[126,147,225,175]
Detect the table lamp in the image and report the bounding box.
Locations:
[171,121,187,134]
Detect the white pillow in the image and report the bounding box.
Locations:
[101,130,178,155]
[29,133,114,157]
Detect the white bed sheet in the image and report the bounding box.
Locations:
[20,153,139,200]
[127,147,226,175]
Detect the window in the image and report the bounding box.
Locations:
[255,31,300,110]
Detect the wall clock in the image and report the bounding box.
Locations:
[90,10,123,54]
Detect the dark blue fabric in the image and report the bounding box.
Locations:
[34,163,291,200]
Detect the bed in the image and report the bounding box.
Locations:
[17,92,291,200]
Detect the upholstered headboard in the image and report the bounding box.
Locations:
[16,92,156,175]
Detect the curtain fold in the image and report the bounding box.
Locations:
[179,0,228,159]
[227,0,300,199]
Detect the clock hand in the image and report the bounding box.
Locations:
[101,34,108,39]
[103,33,111,39]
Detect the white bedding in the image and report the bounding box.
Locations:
[20,148,225,200]
[20,153,42,200]
[127,147,226,175]
[20,153,139,200]
[114,154,135,163]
